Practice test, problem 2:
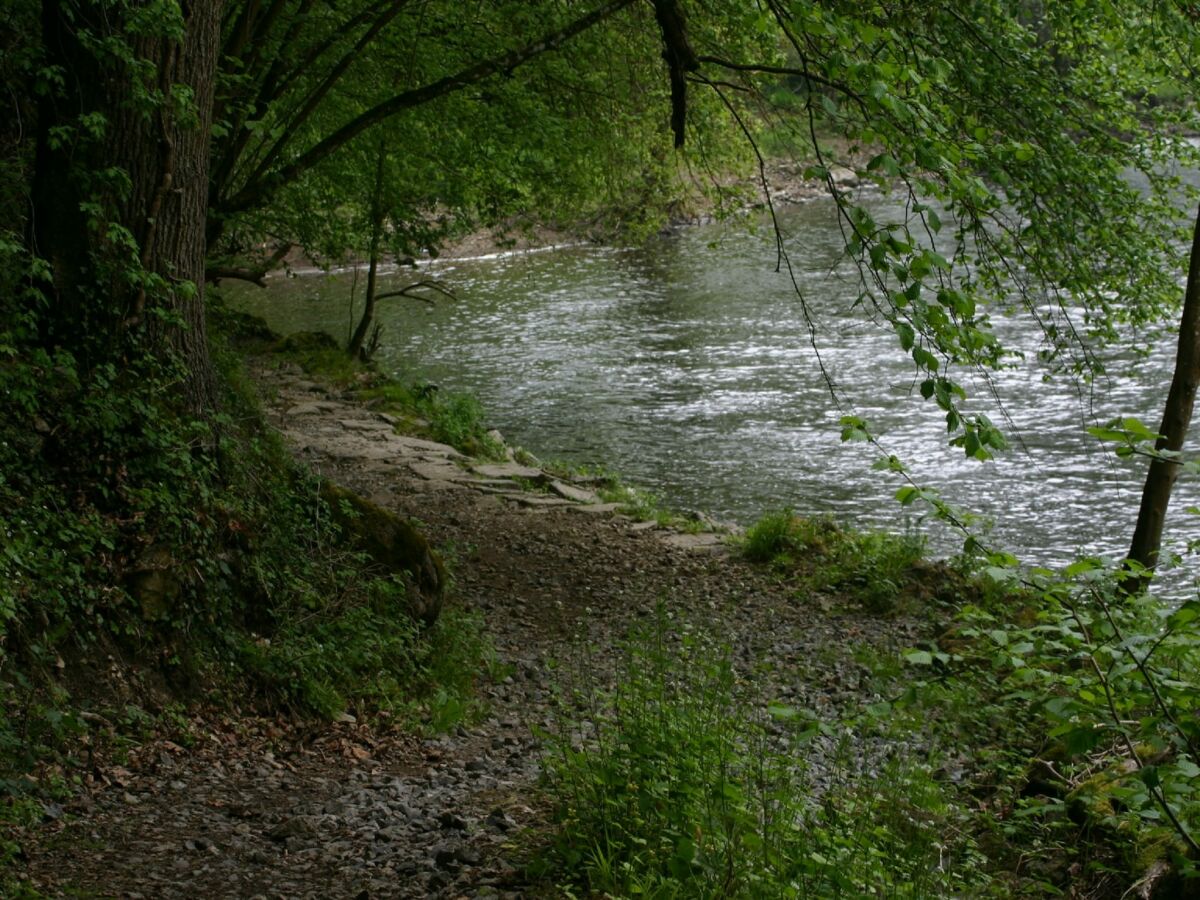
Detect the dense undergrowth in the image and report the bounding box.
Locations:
[535,512,1200,897]
[0,306,490,868]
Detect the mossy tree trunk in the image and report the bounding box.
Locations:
[31,0,222,413]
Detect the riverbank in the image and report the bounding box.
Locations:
[7,341,1190,898]
[9,350,943,898]
[253,152,871,279]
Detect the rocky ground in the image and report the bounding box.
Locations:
[16,362,926,899]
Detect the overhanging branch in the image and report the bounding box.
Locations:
[220,0,638,216]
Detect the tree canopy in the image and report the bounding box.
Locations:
[4,1,1200,890]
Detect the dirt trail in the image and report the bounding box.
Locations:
[19,363,920,899]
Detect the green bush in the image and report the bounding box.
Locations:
[539,610,982,897]
[742,511,928,612]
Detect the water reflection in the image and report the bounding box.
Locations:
[222,199,1199,584]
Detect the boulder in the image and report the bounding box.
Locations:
[126,544,182,621]
[319,482,445,625]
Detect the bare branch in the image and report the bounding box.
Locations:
[374,279,457,305]
[205,242,293,286]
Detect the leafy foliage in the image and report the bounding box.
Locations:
[742,510,929,613]
[0,312,488,778]
[540,611,984,897]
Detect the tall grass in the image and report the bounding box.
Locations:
[538,610,983,897]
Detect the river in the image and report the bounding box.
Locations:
[221,194,1199,586]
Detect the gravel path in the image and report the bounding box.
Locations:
[18,363,926,899]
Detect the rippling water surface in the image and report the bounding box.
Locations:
[224,196,1199,581]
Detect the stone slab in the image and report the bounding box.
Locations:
[408,461,472,483]
[473,463,545,480]
[286,402,339,416]
[566,502,623,515]
[548,480,599,504]
[660,533,729,554]
[393,435,463,457]
[339,418,395,433]
[325,444,396,461]
[514,496,573,508]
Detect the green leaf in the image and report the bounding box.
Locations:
[912,346,939,372]
[767,700,800,721]
[867,152,901,176]
[1064,558,1103,578]
[1167,600,1200,630]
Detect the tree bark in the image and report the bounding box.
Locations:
[347,142,387,359]
[1126,202,1200,578]
[31,0,222,413]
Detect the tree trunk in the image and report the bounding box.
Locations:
[347,142,387,360]
[31,0,222,413]
[1126,202,1200,579]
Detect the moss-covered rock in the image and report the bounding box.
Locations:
[319,481,445,625]
[126,544,182,622]
[273,331,339,354]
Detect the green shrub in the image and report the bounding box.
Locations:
[742,508,802,562]
[539,610,982,897]
[742,512,928,612]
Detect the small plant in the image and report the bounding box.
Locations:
[741,508,802,562]
[538,609,983,897]
[742,511,929,613]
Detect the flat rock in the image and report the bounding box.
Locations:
[473,463,544,481]
[660,533,729,554]
[508,495,572,508]
[393,436,463,457]
[408,461,472,483]
[548,480,599,504]
[324,444,397,461]
[566,502,623,515]
[286,402,339,416]
[339,419,395,433]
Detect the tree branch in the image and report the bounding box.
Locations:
[374,279,457,304]
[205,241,292,287]
[219,0,638,216]
[241,0,409,192]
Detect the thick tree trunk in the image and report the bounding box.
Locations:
[347,143,387,360]
[1126,202,1200,578]
[31,0,222,413]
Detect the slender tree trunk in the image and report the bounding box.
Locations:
[1126,202,1200,578]
[31,0,222,413]
[348,142,387,359]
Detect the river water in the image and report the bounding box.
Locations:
[222,195,1199,583]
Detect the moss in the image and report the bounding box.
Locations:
[318,481,446,626]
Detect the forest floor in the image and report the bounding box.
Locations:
[14,359,935,899]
